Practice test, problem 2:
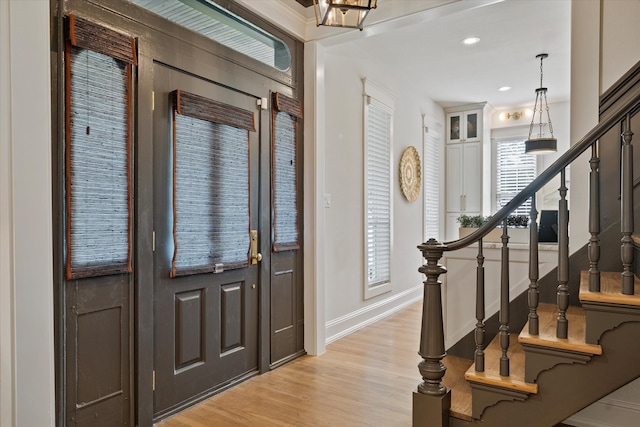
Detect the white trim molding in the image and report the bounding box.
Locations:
[2,1,56,425]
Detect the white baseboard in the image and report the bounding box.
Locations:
[325,285,423,344]
[565,396,640,427]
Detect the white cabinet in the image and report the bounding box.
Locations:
[447,109,481,143]
[445,142,481,213]
[445,105,485,241]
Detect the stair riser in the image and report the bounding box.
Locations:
[468,382,529,419]
[521,344,592,383]
[582,301,640,344]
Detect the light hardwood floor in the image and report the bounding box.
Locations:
[154,301,573,426]
[157,302,426,427]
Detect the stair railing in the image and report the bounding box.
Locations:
[413,88,640,427]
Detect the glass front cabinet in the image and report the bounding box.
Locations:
[447,109,481,143]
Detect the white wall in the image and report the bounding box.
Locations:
[0,0,56,425]
[321,45,443,341]
[566,1,640,426]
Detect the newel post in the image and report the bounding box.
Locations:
[413,239,451,427]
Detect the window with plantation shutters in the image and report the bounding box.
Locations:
[495,138,536,216]
[363,79,393,299]
[170,90,255,277]
[272,92,302,252]
[423,128,440,241]
[65,15,137,280]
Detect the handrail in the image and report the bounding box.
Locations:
[443,89,640,251]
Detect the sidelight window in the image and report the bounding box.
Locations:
[65,15,137,279]
[272,92,303,252]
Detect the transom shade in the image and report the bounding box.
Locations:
[313,0,377,30]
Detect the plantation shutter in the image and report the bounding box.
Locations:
[424,129,440,241]
[272,92,302,252]
[65,15,137,279]
[170,90,256,277]
[366,97,392,288]
[496,138,536,216]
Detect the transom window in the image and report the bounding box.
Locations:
[130,0,291,71]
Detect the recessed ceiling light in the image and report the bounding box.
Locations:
[462,37,480,45]
[498,86,512,92]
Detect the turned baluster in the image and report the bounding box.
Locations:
[475,239,486,372]
[589,142,601,292]
[621,115,635,295]
[528,194,540,335]
[499,219,510,377]
[557,168,570,339]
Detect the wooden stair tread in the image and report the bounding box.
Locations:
[519,303,602,355]
[631,234,640,245]
[580,271,640,306]
[464,334,538,394]
[442,355,473,421]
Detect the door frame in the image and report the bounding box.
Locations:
[52,0,304,425]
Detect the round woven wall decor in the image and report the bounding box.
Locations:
[399,146,421,202]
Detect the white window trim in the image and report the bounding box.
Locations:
[363,78,393,300]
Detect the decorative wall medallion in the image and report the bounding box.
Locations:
[399,146,421,202]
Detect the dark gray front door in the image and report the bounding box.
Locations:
[152,63,261,418]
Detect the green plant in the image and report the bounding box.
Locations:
[506,214,530,228]
[456,214,491,228]
[457,214,529,228]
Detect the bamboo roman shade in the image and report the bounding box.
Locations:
[171,90,255,277]
[65,15,136,280]
[271,92,302,252]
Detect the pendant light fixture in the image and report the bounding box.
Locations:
[312,0,377,31]
[525,53,557,154]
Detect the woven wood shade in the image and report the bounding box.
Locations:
[65,17,135,279]
[67,15,137,65]
[170,90,254,277]
[271,92,302,251]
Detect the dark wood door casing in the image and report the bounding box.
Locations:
[53,1,305,426]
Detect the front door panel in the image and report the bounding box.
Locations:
[152,63,259,417]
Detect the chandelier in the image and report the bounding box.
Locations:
[312,0,377,31]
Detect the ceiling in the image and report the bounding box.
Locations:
[280,0,572,110]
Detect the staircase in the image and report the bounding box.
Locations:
[413,62,640,427]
